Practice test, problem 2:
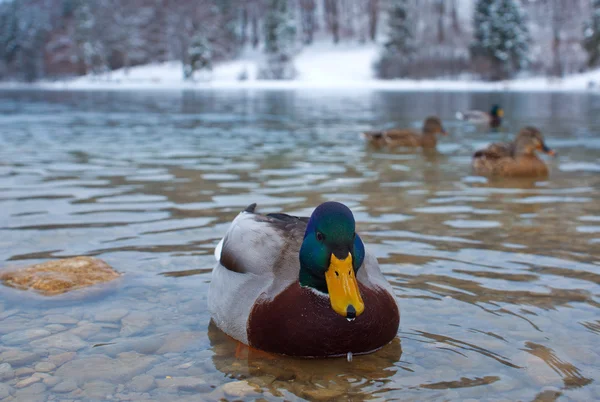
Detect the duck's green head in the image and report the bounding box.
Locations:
[491,104,504,118]
[299,202,365,319]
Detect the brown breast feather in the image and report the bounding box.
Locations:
[247,282,399,357]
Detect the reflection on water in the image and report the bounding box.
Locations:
[0,90,599,401]
[208,321,403,400]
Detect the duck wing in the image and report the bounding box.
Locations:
[473,142,512,159]
[383,129,421,147]
[210,204,306,345]
[361,131,386,146]
[215,204,307,276]
[456,110,489,122]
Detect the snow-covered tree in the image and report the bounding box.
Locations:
[299,0,316,45]
[584,0,600,67]
[0,1,19,70]
[258,0,296,80]
[368,0,379,42]
[324,0,340,44]
[184,32,213,80]
[375,0,414,78]
[215,0,240,57]
[0,0,51,81]
[0,0,595,82]
[145,0,169,63]
[106,0,153,72]
[73,1,107,75]
[470,0,530,80]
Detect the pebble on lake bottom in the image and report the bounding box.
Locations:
[0,256,120,296]
[55,353,156,384]
[34,361,56,373]
[82,380,116,399]
[0,350,40,367]
[156,376,212,393]
[221,380,260,398]
[0,363,14,381]
[51,379,79,394]
[129,374,156,392]
[48,352,76,368]
[15,375,41,389]
[30,332,87,352]
[0,329,51,346]
[0,383,12,399]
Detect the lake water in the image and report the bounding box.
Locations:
[0,89,599,401]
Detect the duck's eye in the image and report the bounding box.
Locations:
[316,231,324,242]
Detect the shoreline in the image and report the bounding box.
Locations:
[0,78,598,93]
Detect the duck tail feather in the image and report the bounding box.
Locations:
[244,203,257,213]
[361,131,383,140]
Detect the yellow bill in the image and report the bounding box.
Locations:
[325,252,365,318]
[497,108,504,117]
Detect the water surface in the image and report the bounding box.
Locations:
[0,90,599,401]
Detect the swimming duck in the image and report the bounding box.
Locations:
[208,202,400,358]
[472,127,555,177]
[456,104,503,128]
[362,116,446,149]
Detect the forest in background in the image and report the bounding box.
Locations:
[0,0,599,82]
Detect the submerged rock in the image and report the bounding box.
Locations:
[83,380,116,399]
[15,375,42,389]
[0,363,14,381]
[129,374,155,392]
[1,329,52,346]
[47,352,76,368]
[55,353,155,384]
[221,380,259,398]
[34,362,56,373]
[0,383,12,399]
[51,379,78,393]
[95,308,129,323]
[0,257,120,296]
[30,332,87,352]
[0,350,41,367]
[155,376,210,392]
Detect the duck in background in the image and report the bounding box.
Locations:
[361,116,447,149]
[472,126,556,177]
[456,104,504,128]
[208,201,400,357]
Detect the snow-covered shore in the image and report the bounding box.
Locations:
[2,43,600,92]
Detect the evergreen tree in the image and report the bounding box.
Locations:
[299,0,316,45]
[184,32,213,80]
[73,1,106,75]
[470,0,530,80]
[215,0,240,58]
[0,0,50,81]
[375,0,414,78]
[0,1,19,70]
[584,0,600,67]
[258,0,296,80]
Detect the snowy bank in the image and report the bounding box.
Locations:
[2,43,600,92]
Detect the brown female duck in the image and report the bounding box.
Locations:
[362,116,447,149]
[472,127,555,177]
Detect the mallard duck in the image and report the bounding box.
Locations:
[472,126,556,177]
[362,116,446,149]
[208,202,400,358]
[456,104,503,128]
